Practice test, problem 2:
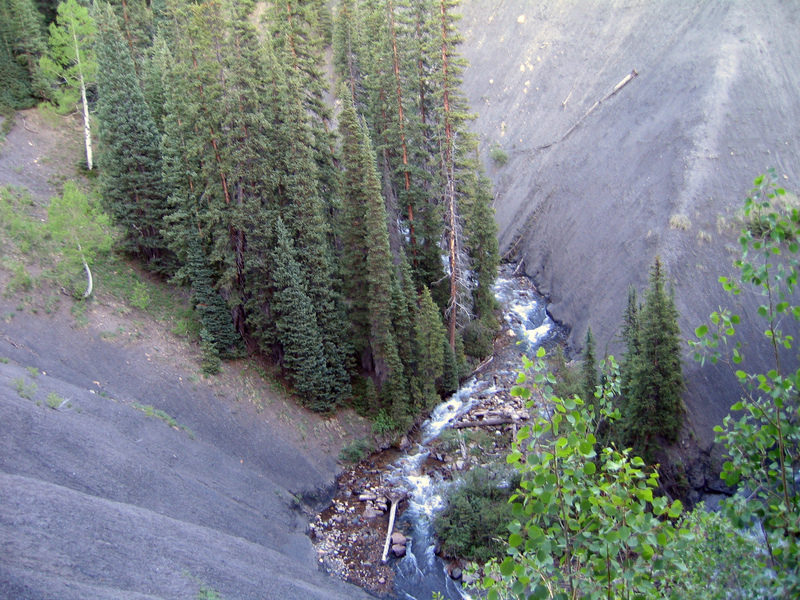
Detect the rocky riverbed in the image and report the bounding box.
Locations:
[310,267,565,598]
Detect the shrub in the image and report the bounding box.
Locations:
[489,144,509,166]
[472,350,686,599]
[462,319,495,359]
[46,391,63,409]
[371,409,398,435]
[435,467,520,563]
[339,438,373,464]
[692,170,800,596]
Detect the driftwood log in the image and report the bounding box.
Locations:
[380,499,399,564]
[453,417,520,429]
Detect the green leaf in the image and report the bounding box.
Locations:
[500,557,515,576]
[584,461,596,475]
[641,543,654,560]
[508,533,523,548]
[695,324,708,337]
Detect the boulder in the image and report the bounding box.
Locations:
[391,544,406,558]
[391,532,407,546]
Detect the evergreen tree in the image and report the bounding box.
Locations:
[40,0,97,169]
[337,91,408,416]
[95,2,170,271]
[104,0,153,68]
[625,257,685,458]
[415,285,447,408]
[0,0,46,107]
[269,217,336,412]
[619,285,640,404]
[581,326,597,401]
[186,235,242,359]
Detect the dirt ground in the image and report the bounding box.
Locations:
[459,0,800,447]
[0,110,375,599]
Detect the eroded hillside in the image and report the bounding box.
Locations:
[458,0,800,445]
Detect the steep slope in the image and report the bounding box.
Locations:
[458,0,800,445]
[0,310,374,600]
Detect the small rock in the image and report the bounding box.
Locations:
[378,577,386,585]
[455,459,465,471]
[391,532,407,546]
[363,506,378,519]
[392,544,407,558]
[359,493,378,502]
[451,568,462,580]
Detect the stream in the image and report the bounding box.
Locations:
[388,265,565,600]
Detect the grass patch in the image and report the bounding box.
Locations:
[0,357,9,363]
[12,377,38,399]
[669,214,691,230]
[132,402,195,439]
[46,391,64,409]
[697,230,712,243]
[197,587,222,600]
[26,366,39,377]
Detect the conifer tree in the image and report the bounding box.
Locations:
[338,91,408,415]
[94,2,170,271]
[186,235,242,359]
[620,285,640,403]
[269,217,336,412]
[104,0,153,68]
[581,326,597,401]
[625,257,685,457]
[416,285,447,408]
[0,0,46,107]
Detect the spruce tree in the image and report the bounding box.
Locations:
[186,235,242,359]
[625,257,685,457]
[581,326,597,401]
[338,91,409,416]
[95,2,170,271]
[416,285,448,408]
[269,217,336,412]
[0,0,46,107]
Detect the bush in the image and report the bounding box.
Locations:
[462,319,494,359]
[371,409,398,435]
[489,144,509,166]
[435,467,520,563]
[339,438,373,464]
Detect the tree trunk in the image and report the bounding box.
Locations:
[79,74,92,170]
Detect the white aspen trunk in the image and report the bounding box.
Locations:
[79,74,92,170]
[72,20,92,170]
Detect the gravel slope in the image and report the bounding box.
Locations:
[459,0,800,445]
[0,312,373,600]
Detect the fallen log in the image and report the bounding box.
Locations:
[453,417,520,429]
[381,499,399,564]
